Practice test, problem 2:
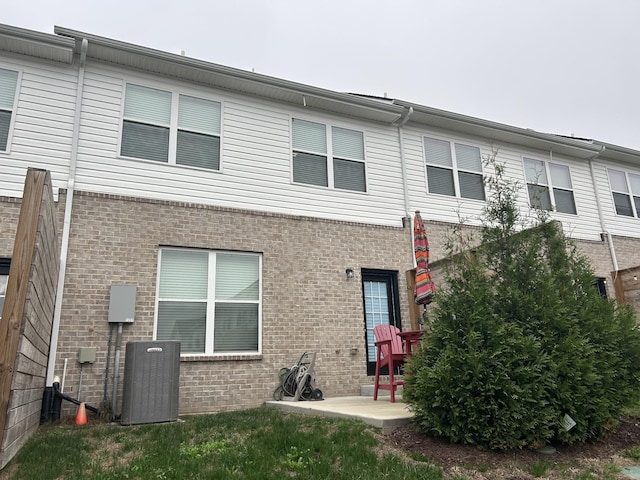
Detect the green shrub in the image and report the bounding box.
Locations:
[405,154,640,450]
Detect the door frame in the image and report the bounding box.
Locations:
[361,268,401,375]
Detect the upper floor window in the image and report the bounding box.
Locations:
[423,137,485,201]
[121,83,221,170]
[608,168,640,218]
[0,68,19,152]
[155,248,261,355]
[524,158,576,214]
[292,118,366,192]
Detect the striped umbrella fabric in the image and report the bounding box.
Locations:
[414,211,435,305]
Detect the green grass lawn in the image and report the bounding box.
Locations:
[1,407,442,480]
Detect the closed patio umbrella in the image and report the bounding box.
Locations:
[413,211,435,306]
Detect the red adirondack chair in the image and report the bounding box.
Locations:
[373,324,407,403]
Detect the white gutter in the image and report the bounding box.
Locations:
[53,26,404,122]
[396,107,414,217]
[587,146,619,272]
[394,100,602,158]
[46,38,88,386]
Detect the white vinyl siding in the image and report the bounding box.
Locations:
[69,65,406,226]
[121,83,221,170]
[0,68,19,152]
[155,248,261,355]
[423,136,485,201]
[292,118,366,192]
[608,168,640,218]
[524,158,576,214]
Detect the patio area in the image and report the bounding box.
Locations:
[265,394,414,433]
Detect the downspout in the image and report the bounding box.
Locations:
[394,106,418,275]
[587,146,619,272]
[46,37,88,386]
[396,106,414,217]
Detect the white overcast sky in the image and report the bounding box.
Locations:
[4,0,640,150]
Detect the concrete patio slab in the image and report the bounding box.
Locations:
[623,466,640,479]
[265,396,414,433]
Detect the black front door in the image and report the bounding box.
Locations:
[361,269,401,375]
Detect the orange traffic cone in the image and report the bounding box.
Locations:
[75,402,87,425]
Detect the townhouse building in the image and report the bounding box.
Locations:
[1,23,639,418]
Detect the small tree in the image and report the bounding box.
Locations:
[405,153,640,450]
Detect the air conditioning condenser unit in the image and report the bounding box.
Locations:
[121,341,180,425]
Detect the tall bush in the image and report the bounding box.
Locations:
[405,155,640,450]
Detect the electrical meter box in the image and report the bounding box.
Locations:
[108,284,136,323]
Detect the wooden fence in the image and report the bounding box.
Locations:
[0,169,59,469]
[613,266,640,315]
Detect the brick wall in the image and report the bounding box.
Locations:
[54,190,415,415]
[7,186,640,419]
[0,198,21,257]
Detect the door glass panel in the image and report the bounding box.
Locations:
[364,280,390,363]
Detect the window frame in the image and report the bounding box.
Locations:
[119,81,223,171]
[523,157,577,215]
[291,117,368,193]
[0,67,21,154]
[422,135,486,201]
[153,247,262,357]
[607,168,640,218]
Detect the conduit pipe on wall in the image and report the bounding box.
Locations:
[587,146,620,272]
[46,38,88,387]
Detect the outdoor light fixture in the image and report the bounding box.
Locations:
[345,268,354,279]
[634,275,638,282]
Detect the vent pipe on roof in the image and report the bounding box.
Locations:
[47,37,89,387]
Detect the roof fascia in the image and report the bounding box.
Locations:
[594,141,640,167]
[0,23,75,63]
[395,99,603,158]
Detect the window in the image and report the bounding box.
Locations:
[524,158,576,214]
[423,137,485,200]
[0,258,10,319]
[608,168,640,218]
[121,83,221,170]
[292,118,366,192]
[155,248,261,355]
[0,68,19,152]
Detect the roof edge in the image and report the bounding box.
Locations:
[394,99,603,155]
[53,26,405,118]
[0,23,75,48]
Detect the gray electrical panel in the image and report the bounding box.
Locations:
[108,284,136,323]
[120,341,180,425]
